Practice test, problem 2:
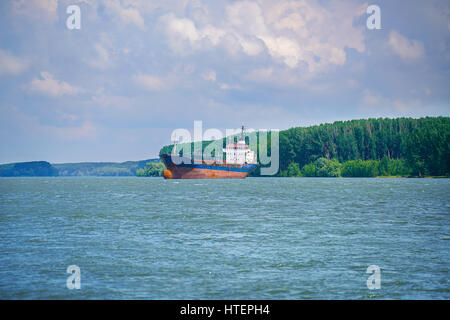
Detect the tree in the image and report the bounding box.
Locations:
[301,163,316,177]
[300,158,341,177]
[286,162,302,177]
[405,119,450,176]
[136,162,165,177]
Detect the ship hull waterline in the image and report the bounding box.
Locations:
[159,154,257,179]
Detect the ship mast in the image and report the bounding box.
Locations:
[172,134,177,155]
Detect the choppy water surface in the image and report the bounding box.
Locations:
[0,177,448,299]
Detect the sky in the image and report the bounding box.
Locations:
[0,0,449,163]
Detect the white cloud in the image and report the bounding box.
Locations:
[362,89,381,105]
[160,0,366,74]
[13,0,59,21]
[84,33,115,70]
[88,44,112,70]
[260,35,302,68]
[92,94,133,109]
[201,70,216,82]
[134,74,166,90]
[226,1,268,36]
[218,82,241,91]
[114,0,188,16]
[56,110,79,123]
[30,72,84,97]
[160,13,226,53]
[0,50,29,75]
[104,0,145,29]
[245,67,274,82]
[388,30,425,61]
[200,70,242,90]
[244,66,312,88]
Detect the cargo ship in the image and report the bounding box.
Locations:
[160,127,257,179]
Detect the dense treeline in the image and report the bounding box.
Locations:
[280,157,411,177]
[0,161,58,177]
[53,159,157,176]
[278,117,449,176]
[136,162,165,177]
[0,159,159,176]
[277,117,449,177]
[160,117,450,177]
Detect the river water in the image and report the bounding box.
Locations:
[0,177,448,299]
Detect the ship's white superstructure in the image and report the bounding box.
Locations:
[223,127,257,165]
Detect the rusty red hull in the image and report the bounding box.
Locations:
[159,154,257,179]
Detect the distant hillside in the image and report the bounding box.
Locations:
[0,159,159,177]
[0,161,58,177]
[53,159,159,176]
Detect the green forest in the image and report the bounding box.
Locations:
[53,159,157,176]
[136,162,165,177]
[159,117,450,177]
[0,159,159,177]
[0,161,58,177]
